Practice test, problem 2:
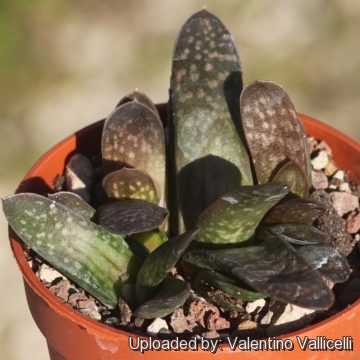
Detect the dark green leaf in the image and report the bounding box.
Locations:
[196,183,289,244]
[125,236,150,263]
[194,270,265,302]
[102,168,158,204]
[170,9,253,233]
[135,229,199,305]
[297,245,350,283]
[98,200,169,235]
[264,198,328,225]
[133,277,190,319]
[266,223,328,245]
[2,193,141,308]
[240,80,307,184]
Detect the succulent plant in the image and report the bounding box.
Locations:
[2,9,350,323]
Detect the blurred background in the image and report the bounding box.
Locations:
[1,1,359,358]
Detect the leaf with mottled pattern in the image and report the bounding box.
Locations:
[182,235,334,310]
[297,245,350,283]
[272,160,309,199]
[264,198,328,225]
[195,182,289,244]
[102,100,165,206]
[170,9,253,233]
[102,168,158,204]
[2,193,141,308]
[265,223,328,245]
[98,200,169,235]
[115,89,159,116]
[241,80,307,185]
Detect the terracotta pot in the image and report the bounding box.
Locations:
[8,104,360,359]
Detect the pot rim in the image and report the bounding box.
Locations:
[8,110,360,342]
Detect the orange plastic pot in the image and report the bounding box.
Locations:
[9,104,360,359]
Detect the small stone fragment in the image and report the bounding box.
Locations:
[311,170,328,189]
[188,301,220,328]
[147,318,169,336]
[170,308,200,333]
[119,298,132,325]
[37,263,65,284]
[333,170,345,181]
[245,299,266,315]
[49,279,71,302]
[79,308,102,321]
[68,292,97,312]
[65,153,95,203]
[232,320,264,338]
[311,150,329,170]
[260,310,273,325]
[266,304,316,337]
[324,159,338,176]
[347,211,360,234]
[202,330,220,339]
[329,192,359,217]
[339,183,351,193]
[207,313,230,331]
[317,140,332,156]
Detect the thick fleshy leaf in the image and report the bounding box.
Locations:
[115,89,159,115]
[182,236,334,310]
[297,245,350,283]
[48,191,96,220]
[102,168,158,204]
[194,270,265,302]
[2,193,141,308]
[266,223,328,245]
[170,9,252,233]
[102,100,165,205]
[130,228,168,252]
[195,182,289,244]
[264,198,328,225]
[133,277,190,319]
[299,119,312,186]
[135,229,199,305]
[272,160,309,199]
[98,200,169,235]
[240,80,307,184]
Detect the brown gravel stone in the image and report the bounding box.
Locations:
[311,170,329,189]
[49,280,71,302]
[119,298,132,325]
[170,307,200,333]
[329,191,359,217]
[68,292,97,312]
[347,211,360,234]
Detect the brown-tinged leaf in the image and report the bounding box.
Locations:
[102,168,158,204]
[240,80,307,184]
[98,200,169,235]
[264,198,328,225]
[115,89,159,116]
[102,100,165,205]
[272,160,309,199]
[170,9,252,233]
[265,223,328,245]
[133,277,190,319]
[183,235,334,310]
[195,182,289,244]
[2,193,141,308]
[297,245,350,283]
[135,229,199,305]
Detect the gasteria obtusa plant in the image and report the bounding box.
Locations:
[2,10,350,322]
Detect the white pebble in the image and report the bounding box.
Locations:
[311,151,329,170]
[147,318,169,336]
[245,299,266,315]
[266,304,316,337]
[333,170,345,181]
[339,182,351,193]
[37,264,65,283]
